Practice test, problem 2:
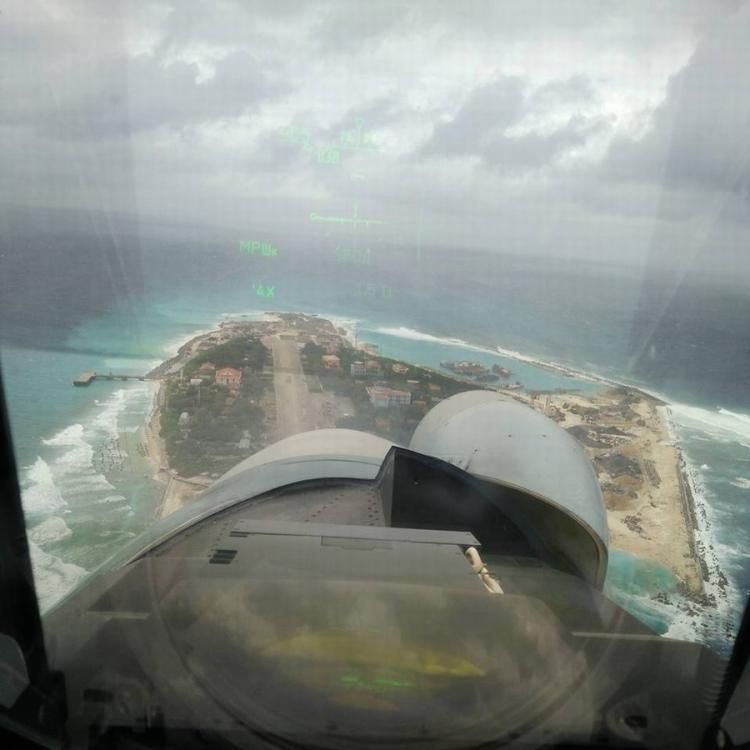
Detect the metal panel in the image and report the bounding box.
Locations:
[410,391,608,550]
[229,519,479,547]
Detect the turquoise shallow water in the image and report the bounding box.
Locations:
[1,281,747,653]
[358,327,602,394]
[356,325,687,638]
[604,550,680,635]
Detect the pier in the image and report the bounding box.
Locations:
[73,371,154,387]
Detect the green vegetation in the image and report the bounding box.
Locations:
[183,336,268,378]
[161,336,271,477]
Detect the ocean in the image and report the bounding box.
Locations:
[1,207,748,655]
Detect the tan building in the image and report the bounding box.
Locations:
[321,354,341,370]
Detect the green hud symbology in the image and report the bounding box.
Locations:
[310,204,383,227]
[355,282,393,300]
[252,283,276,298]
[338,673,417,693]
[336,246,371,266]
[317,146,341,165]
[280,118,379,167]
[338,119,378,152]
[240,240,279,257]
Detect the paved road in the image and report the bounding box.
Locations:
[270,335,318,439]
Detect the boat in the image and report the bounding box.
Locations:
[441,361,491,376]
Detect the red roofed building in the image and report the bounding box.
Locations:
[215,367,242,388]
[366,384,411,408]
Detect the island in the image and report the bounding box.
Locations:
[142,312,711,607]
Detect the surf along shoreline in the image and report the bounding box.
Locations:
[140,312,724,637]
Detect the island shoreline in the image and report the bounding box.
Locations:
[139,312,719,621]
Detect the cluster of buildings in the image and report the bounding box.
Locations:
[318,355,413,409]
[365,382,412,409]
[309,341,449,413]
[321,357,403,379]
[192,362,243,392]
[322,354,341,370]
[349,359,408,378]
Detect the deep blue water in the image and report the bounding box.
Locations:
[1,207,748,652]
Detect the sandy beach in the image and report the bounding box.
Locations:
[144,321,276,519]
[140,314,706,598]
[515,388,704,594]
[143,379,205,520]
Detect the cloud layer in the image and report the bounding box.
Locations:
[1,0,748,274]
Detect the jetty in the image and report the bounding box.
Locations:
[73,371,154,387]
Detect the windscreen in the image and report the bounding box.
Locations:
[1,0,749,744]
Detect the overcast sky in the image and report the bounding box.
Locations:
[1,0,748,273]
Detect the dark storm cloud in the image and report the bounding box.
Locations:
[421,75,605,171]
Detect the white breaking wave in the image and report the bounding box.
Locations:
[373,324,616,386]
[90,389,129,438]
[29,516,73,546]
[220,309,266,322]
[162,326,216,357]
[95,494,128,504]
[730,477,750,490]
[43,421,113,494]
[376,325,487,350]
[29,541,88,613]
[373,322,743,646]
[316,313,363,346]
[20,383,154,525]
[663,591,717,643]
[163,310,282,362]
[670,402,750,444]
[43,423,87,447]
[495,343,552,365]
[21,457,67,516]
[677,457,743,642]
[373,324,639,391]
[497,345,628,387]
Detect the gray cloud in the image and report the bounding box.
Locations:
[420,75,605,172]
[0,0,747,271]
[602,2,750,198]
[3,47,277,140]
[423,76,525,156]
